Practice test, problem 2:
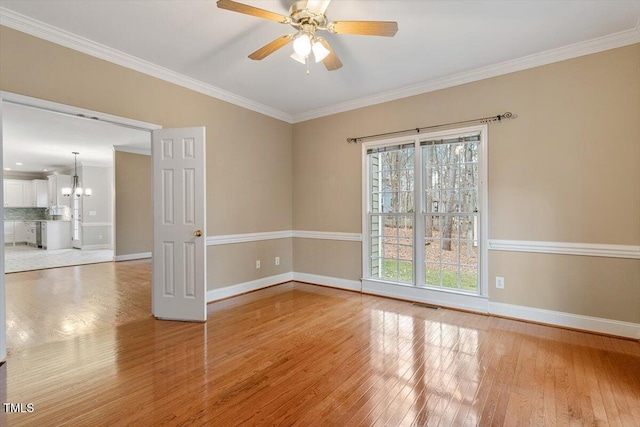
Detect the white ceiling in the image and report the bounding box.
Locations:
[2,103,150,173]
[1,1,639,122]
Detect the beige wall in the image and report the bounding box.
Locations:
[0,26,292,290]
[292,44,640,323]
[209,239,293,288]
[1,24,638,323]
[490,252,640,323]
[293,239,361,281]
[114,151,152,256]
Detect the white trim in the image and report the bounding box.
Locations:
[81,222,112,227]
[488,239,640,259]
[81,244,112,250]
[292,272,362,292]
[206,230,363,245]
[292,230,362,241]
[0,99,6,362]
[113,146,151,156]
[0,91,162,131]
[206,272,294,302]
[0,8,293,124]
[2,8,638,124]
[488,302,640,340]
[361,125,489,297]
[361,143,369,288]
[207,230,293,246]
[362,279,489,313]
[114,252,151,261]
[291,24,640,122]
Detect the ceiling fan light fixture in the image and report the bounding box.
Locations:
[290,51,307,64]
[292,32,312,56]
[312,39,330,62]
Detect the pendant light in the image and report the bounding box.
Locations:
[61,152,92,197]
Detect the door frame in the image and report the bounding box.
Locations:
[0,91,164,359]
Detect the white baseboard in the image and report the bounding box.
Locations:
[114,252,152,262]
[362,279,489,313]
[292,272,362,292]
[488,302,640,340]
[81,244,113,250]
[206,272,294,302]
[203,271,639,339]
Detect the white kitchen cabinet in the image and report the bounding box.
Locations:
[14,221,27,243]
[4,221,15,245]
[4,221,31,245]
[47,174,71,207]
[3,179,31,208]
[32,180,49,207]
[43,221,72,250]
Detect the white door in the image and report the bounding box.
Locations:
[152,127,207,322]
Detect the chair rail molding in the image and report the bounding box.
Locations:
[206,230,362,246]
[488,239,640,259]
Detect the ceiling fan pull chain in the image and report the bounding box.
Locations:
[306,56,310,76]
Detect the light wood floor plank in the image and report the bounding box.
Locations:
[2,261,639,426]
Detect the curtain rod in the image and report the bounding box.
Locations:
[346,112,515,143]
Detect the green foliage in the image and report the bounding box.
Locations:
[380,259,477,291]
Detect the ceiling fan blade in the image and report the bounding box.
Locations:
[248,35,293,60]
[319,39,342,71]
[217,0,289,23]
[306,0,332,15]
[329,21,398,37]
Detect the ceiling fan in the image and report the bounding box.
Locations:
[217,0,398,73]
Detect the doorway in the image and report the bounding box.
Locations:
[0,91,161,360]
[2,96,150,272]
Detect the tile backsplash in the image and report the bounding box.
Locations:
[4,208,48,220]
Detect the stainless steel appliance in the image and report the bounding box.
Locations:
[36,221,42,248]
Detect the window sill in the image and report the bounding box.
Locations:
[361,278,489,313]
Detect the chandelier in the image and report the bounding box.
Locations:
[61,152,92,197]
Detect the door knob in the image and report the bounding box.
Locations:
[194,230,202,237]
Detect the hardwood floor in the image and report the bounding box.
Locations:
[1,264,639,426]
[4,260,151,353]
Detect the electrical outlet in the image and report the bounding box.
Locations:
[98,235,103,240]
[275,257,280,266]
[256,260,260,269]
[89,211,97,216]
[495,276,505,289]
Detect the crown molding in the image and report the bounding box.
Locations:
[2,7,638,125]
[291,22,640,123]
[0,7,294,124]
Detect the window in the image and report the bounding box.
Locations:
[368,143,415,283]
[72,195,80,241]
[422,135,479,292]
[363,126,487,296]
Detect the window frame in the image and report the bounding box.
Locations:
[362,124,489,298]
